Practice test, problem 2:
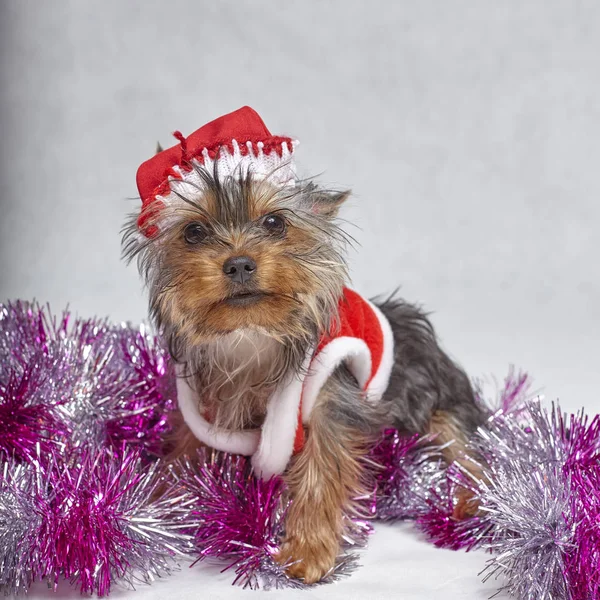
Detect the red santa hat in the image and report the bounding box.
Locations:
[136,106,297,237]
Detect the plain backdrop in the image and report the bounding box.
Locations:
[1,1,599,599]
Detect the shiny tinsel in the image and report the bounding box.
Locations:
[177,449,303,589]
[566,464,600,599]
[371,430,446,521]
[471,401,600,599]
[3,301,600,598]
[107,324,176,456]
[0,301,50,370]
[50,318,174,455]
[39,448,193,595]
[480,460,573,599]
[0,302,175,460]
[0,447,194,597]
[0,458,50,595]
[472,366,534,418]
[0,368,65,463]
[416,465,493,551]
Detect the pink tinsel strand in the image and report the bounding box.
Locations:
[557,409,600,470]
[416,465,492,551]
[32,448,190,596]
[371,430,422,494]
[565,464,600,600]
[35,452,147,595]
[497,368,533,415]
[105,327,175,457]
[370,429,445,521]
[179,450,287,589]
[473,366,533,418]
[173,450,368,589]
[0,368,65,464]
[1,302,176,459]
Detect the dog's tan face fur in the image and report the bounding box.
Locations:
[158,190,331,343]
[124,170,351,359]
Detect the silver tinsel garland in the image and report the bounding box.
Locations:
[1,302,599,598]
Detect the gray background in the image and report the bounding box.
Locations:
[2,1,599,598]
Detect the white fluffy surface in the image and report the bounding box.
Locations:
[2,0,599,598]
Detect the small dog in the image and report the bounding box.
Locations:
[123,107,486,583]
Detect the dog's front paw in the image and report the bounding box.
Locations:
[276,535,338,584]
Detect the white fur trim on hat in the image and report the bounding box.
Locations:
[160,140,297,210]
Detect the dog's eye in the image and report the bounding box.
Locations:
[261,214,286,235]
[183,223,207,244]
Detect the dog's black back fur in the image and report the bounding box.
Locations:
[375,295,487,436]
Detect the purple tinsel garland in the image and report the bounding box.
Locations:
[1,301,599,599]
[177,450,293,589]
[0,368,65,464]
[0,448,194,596]
[473,403,600,599]
[0,302,175,460]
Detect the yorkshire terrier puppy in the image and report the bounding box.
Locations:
[123,107,486,583]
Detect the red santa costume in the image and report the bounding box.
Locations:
[135,106,395,478]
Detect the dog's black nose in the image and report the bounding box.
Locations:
[222,256,257,284]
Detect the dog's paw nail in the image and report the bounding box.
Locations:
[275,541,336,584]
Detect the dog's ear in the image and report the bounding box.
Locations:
[310,190,351,218]
[156,142,164,154]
